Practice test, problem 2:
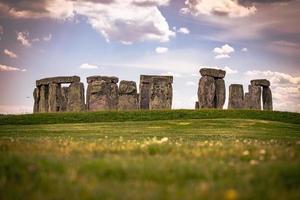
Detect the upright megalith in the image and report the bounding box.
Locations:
[118,80,139,110]
[33,76,85,113]
[86,76,119,111]
[149,77,173,110]
[67,82,85,112]
[139,75,173,110]
[262,86,273,111]
[248,85,261,110]
[197,68,226,109]
[228,84,244,109]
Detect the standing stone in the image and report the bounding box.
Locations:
[60,87,68,112]
[249,85,261,110]
[251,79,270,87]
[67,82,85,112]
[244,92,250,109]
[149,77,173,110]
[139,76,152,110]
[198,76,216,108]
[33,87,40,113]
[48,83,62,112]
[39,85,49,113]
[215,79,226,109]
[228,84,244,109]
[87,76,119,111]
[118,81,139,111]
[263,86,273,111]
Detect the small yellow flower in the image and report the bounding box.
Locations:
[225,189,238,200]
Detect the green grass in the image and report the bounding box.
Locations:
[0,110,300,199]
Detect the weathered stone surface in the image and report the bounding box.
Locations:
[60,87,68,112]
[67,82,85,112]
[248,85,261,110]
[119,81,137,94]
[244,92,250,109]
[39,85,49,113]
[198,76,216,108]
[48,83,62,112]
[33,87,40,113]
[139,75,173,109]
[36,76,80,86]
[228,84,244,109]
[149,77,173,110]
[215,79,226,109]
[263,86,273,111]
[118,94,139,110]
[87,77,119,111]
[87,76,118,84]
[251,79,270,87]
[195,101,199,109]
[200,68,226,78]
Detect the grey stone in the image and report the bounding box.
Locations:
[197,76,216,108]
[118,94,139,110]
[139,75,173,110]
[48,83,62,112]
[251,79,270,87]
[228,84,244,109]
[200,68,226,78]
[149,77,173,110]
[38,85,49,113]
[60,87,68,112]
[119,81,137,94]
[87,77,119,111]
[87,76,118,84]
[248,85,261,110]
[244,92,250,109]
[215,79,226,109]
[263,86,273,111]
[36,76,80,86]
[33,87,40,113]
[67,82,85,112]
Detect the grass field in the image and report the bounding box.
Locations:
[1,110,300,199]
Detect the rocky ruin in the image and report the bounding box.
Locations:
[86,76,119,111]
[228,79,273,111]
[139,75,173,110]
[33,76,85,113]
[197,68,226,109]
[228,84,245,109]
[118,80,139,111]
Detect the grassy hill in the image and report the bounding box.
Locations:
[0,110,300,199]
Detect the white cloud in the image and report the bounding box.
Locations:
[4,49,18,58]
[155,47,169,54]
[186,81,196,86]
[245,70,300,112]
[181,0,256,18]
[79,63,99,69]
[16,31,31,47]
[224,66,238,74]
[241,47,248,52]
[0,64,26,72]
[213,44,234,59]
[75,0,175,43]
[43,34,52,42]
[177,27,190,34]
[160,71,182,77]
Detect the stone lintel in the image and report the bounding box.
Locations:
[250,79,270,87]
[87,76,119,84]
[36,76,80,86]
[140,75,173,84]
[199,68,226,79]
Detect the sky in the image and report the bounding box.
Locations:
[0,0,299,114]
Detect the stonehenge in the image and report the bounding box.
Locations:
[228,79,273,111]
[34,74,174,113]
[33,69,273,113]
[139,75,173,110]
[33,76,85,113]
[197,68,226,109]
